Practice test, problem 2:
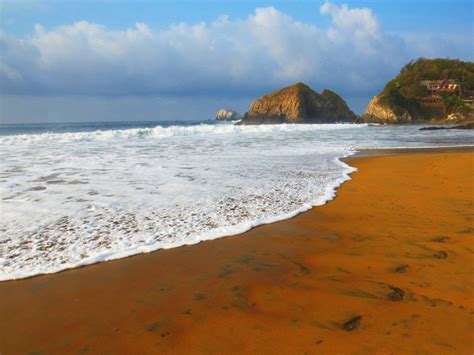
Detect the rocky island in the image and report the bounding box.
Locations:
[362,58,474,124]
[215,108,241,121]
[238,82,356,125]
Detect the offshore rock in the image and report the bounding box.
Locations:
[215,108,242,121]
[238,83,357,125]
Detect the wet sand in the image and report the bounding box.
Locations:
[1,149,473,354]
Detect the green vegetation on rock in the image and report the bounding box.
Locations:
[364,58,474,123]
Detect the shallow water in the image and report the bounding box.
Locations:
[1,121,473,280]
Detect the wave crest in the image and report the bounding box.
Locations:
[1,123,368,144]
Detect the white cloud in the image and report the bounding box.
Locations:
[0,2,471,101]
[320,1,380,38]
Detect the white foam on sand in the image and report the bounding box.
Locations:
[1,122,473,281]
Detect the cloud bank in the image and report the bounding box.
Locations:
[0,2,472,121]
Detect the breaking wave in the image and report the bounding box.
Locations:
[0,123,368,145]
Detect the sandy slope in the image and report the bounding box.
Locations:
[0,149,473,354]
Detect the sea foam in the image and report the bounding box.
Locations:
[0,123,367,145]
[1,122,473,281]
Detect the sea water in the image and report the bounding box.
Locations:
[1,121,473,280]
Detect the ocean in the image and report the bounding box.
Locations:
[1,120,473,281]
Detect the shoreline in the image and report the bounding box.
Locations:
[1,146,473,283]
[352,145,474,157]
[0,149,355,282]
[1,147,473,353]
[0,145,474,284]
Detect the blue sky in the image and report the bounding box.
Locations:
[0,0,473,122]
[2,0,472,35]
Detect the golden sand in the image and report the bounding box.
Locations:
[0,150,473,354]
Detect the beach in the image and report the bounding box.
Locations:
[1,148,473,354]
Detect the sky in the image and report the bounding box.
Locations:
[0,0,473,123]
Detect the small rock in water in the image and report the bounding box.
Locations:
[215,108,241,121]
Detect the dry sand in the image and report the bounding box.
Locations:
[0,149,473,354]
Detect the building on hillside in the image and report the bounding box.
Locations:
[420,79,460,96]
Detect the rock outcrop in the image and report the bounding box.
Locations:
[215,108,241,121]
[361,58,474,124]
[238,83,357,125]
[363,96,412,123]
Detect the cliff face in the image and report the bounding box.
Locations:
[363,93,473,124]
[239,83,357,125]
[363,96,412,123]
